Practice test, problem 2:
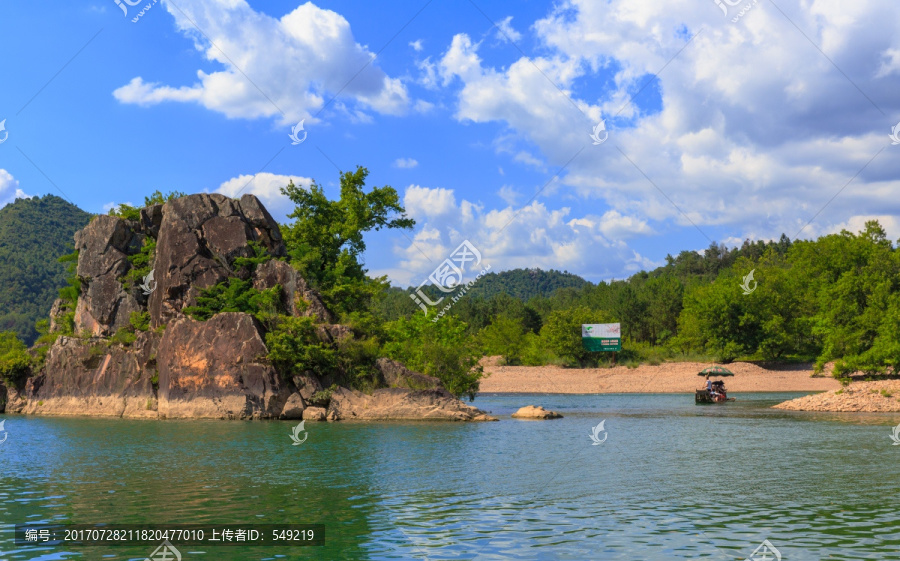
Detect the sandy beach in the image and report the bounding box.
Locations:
[478,358,841,394]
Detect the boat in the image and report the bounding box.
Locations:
[695,366,736,404]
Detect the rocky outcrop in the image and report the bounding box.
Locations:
[158,313,291,419]
[376,358,442,390]
[326,387,497,422]
[18,332,159,418]
[48,299,66,333]
[4,385,26,414]
[73,215,143,336]
[292,375,323,401]
[150,194,286,328]
[511,405,563,419]
[11,193,493,422]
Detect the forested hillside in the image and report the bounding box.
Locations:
[466,268,587,300]
[0,196,92,344]
[372,226,899,379]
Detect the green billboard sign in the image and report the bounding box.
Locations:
[582,323,621,352]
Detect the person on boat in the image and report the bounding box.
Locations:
[705,375,712,394]
[711,380,727,401]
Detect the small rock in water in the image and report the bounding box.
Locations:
[511,405,563,419]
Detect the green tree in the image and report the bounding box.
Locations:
[541,306,613,366]
[183,278,282,325]
[109,190,187,220]
[0,331,31,386]
[479,316,526,364]
[265,316,337,378]
[281,167,415,317]
[144,190,187,206]
[382,313,484,400]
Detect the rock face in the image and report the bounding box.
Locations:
[511,405,563,419]
[327,387,497,422]
[158,313,290,419]
[150,194,286,328]
[280,394,306,419]
[292,375,323,402]
[302,407,327,421]
[5,193,492,422]
[16,333,159,418]
[73,215,143,336]
[253,260,334,323]
[376,358,442,390]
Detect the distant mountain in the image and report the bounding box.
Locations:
[0,195,93,344]
[460,268,589,301]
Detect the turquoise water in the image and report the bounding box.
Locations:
[1,392,899,560]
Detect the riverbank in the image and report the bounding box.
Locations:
[478,358,841,394]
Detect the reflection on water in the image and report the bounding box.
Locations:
[0,393,898,560]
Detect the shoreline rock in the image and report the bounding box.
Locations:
[14,332,159,418]
[327,387,497,422]
[511,405,563,419]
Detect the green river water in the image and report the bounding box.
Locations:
[1,392,898,560]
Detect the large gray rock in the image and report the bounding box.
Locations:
[149,194,286,327]
[291,375,323,401]
[72,215,142,336]
[302,406,327,421]
[12,192,492,424]
[74,276,141,336]
[157,313,291,419]
[376,358,442,390]
[280,393,306,419]
[327,387,498,422]
[21,332,159,418]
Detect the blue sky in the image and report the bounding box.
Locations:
[1,0,899,287]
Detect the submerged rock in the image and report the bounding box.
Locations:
[511,405,563,419]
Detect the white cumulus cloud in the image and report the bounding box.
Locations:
[376,184,659,286]
[114,1,410,123]
[432,0,900,249]
[216,172,313,221]
[0,170,28,208]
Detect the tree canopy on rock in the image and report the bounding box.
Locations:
[280,166,414,317]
